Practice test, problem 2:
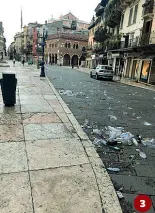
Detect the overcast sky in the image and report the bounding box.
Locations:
[0,0,100,47]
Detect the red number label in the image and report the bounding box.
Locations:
[134,195,152,212]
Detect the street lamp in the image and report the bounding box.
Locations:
[37,23,48,77]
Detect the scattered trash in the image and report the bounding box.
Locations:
[92,129,102,136]
[137,116,142,119]
[93,138,107,146]
[81,119,89,128]
[106,126,123,141]
[86,97,89,99]
[75,92,85,97]
[107,141,118,146]
[128,107,133,110]
[144,122,152,126]
[109,146,120,151]
[59,90,73,96]
[107,168,120,172]
[136,149,147,159]
[136,135,142,143]
[120,132,134,142]
[117,191,124,199]
[132,138,139,147]
[139,151,147,159]
[109,115,117,121]
[142,138,155,148]
[123,112,128,115]
[119,187,124,191]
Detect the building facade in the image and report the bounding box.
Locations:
[45,32,88,66]
[0,22,6,59]
[48,12,90,34]
[87,0,155,85]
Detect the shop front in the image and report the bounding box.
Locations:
[140,59,151,83]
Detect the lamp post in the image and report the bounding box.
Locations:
[37,23,48,77]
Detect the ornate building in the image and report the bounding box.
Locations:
[45,12,89,66]
[45,32,88,66]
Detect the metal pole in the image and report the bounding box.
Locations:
[40,31,45,77]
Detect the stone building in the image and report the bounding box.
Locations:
[45,32,88,66]
[45,12,89,66]
[48,12,90,34]
[14,32,23,61]
[0,22,6,59]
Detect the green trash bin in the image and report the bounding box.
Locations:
[0,72,17,106]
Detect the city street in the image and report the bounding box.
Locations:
[46,65,155,213]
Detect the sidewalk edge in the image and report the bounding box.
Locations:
[46,76,123,213]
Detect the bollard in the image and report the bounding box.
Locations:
[0,72,17,106]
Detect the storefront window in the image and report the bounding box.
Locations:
[140,60,151,82]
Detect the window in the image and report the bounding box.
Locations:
[55,43,57,47]
[76,44,78,49]
[52,44,54,48]
[68,43,71,48]
[128,7,133,26]
[65,43,68,48]
[133,4,138,24]
[73,44,75,49]
[120,14,124,29]
[49,44,51,47]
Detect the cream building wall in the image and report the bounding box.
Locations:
[119,0,145,39]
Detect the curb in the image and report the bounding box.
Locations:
[46,76,123,213]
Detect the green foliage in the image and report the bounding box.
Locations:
[94,27,111,43]
[105,0,122,28]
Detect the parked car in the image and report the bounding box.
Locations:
[28,60,33,65]
[90,65,114,80]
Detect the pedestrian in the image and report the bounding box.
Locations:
[72,64,74,69]
[22,58,25,66]
[13,58,15,66]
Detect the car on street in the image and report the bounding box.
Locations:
[90,65,114,80]
[28,59,33,65]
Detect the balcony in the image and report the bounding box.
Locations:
[140,33,150,46]
[142,0,154,19]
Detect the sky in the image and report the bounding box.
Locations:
[0,0,100,47]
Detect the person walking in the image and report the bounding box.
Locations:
[13,58,15,66]
[22,58,25,66]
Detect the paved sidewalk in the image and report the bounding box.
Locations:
[0,63,122,213]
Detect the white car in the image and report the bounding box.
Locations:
[90,65,114,80]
